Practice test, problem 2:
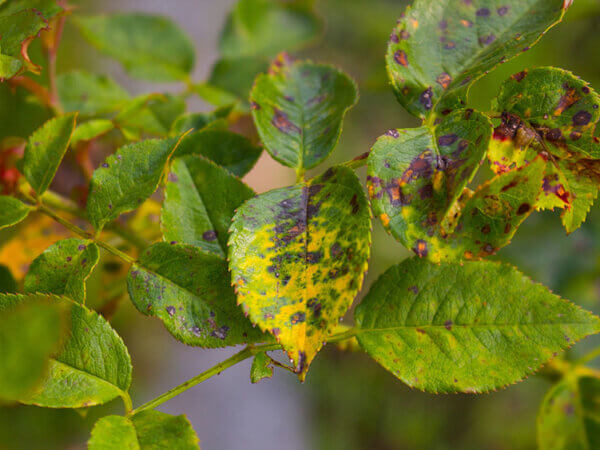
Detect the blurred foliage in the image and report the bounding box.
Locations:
[1,0,600,448]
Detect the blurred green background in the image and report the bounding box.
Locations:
[1,0,600,449]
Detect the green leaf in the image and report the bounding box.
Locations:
[57,71,130,117]
[489,67,600,232]
[89,411,200,450]
[367,109,496,262]
[0,1,63,78]
[0,297,68,403]
[354,258,600,393]
[24,239,100,304]
[387,0,568,119]
[127,242,267,348]
[115,94,186,140]
[173,129,262,177]
[201,57,269,110]
[162,155,255,256]
[87,137,179,231]
[0,196,31,230]
[229,166,371,378]
[71,119,115,147]
[250,352,274,383]
[22,113,77,195]
[0,294,133,408]
[219,0,321,58]
[538,375,600,450]
[250,54,358,170]
[0,265,17,293]
[75,13,196,82]
[170,105,233,135]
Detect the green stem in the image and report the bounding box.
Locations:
[120,391,133,414]
[575,346,600,367]
[128,328,359,416]
[42,191,150,250]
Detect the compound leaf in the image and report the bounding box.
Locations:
[537,375,600,450]
[22,113,77,195]
[24,239,100,304]
[75,13,196,82]
[127,242,267,348]
[87,137,179,231]
[355,258,600,393]
[0,294,131,408]
[0,196,31,230]
[219,0,321,58]
[162,155,254,256]
[173,129,262,177]
[57,71,130,117]
[250,352,274,383]
[250,54,358,170]
[387,0,568,119]
[229,166,371,379]
[89,411,199,450]
[0,297,68,403]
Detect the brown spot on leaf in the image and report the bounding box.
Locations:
[413,239,428,258]
[394,50,409,67]
[436,73,452,89]
[420,87,433,110]
[517,203,531,215]
[573,110,592,126]
[272,108,301,135]
[511,70,527,82]
[554,87,581,115]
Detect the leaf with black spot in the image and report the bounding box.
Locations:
[229,166,371,379]
[387,0,568,119]
[355,258,600,394]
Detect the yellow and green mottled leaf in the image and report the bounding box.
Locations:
[24,239,100,304]
[127,242,267,348]
[0,294,131,408]
[0,296,69,403]
[229,166,371,378]
[355,258,600,394]
[89,411,200,450]
[538,375,600,450]
[0,196,31,230]
[162,155,255,256]
[387,0,567,119]
[75,13,196,83]
[21,114,77,195]
[250,54,358,170]
[490,67,600,232]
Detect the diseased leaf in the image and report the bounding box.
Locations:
[173,129,262,177]
[57,71,130,116]
[219,0,321,58]
[538,375,600,450]
[24,239,100,304]
[354,258,600,393]
[250,352,273,383]
[87,137,179,231]
[127,242,267,348]
[75,13,196,82]
[0,1,63,78]
[250,54,358,170]
[229,166,371,378]
[0,196,31,230]
[0,297,68,403]
[162,155,255,255]
[387,0,568,119]
[89,411,200,450]
[490,67,600,232]
[22,113,77,195]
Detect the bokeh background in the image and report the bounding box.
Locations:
[1,0,600,449]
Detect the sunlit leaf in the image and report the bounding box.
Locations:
[24,239,100,304]
[387,0,568,119]
[538,375,600,450]
[250,54,357,170]
[355,258,600,393]
[21,113,77,195]
[75,13,196,82]
[219,0,321,58]
[162,155,254,255]
[229,166,371,378]
[127,242,267,348]
[87,137,179,231]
